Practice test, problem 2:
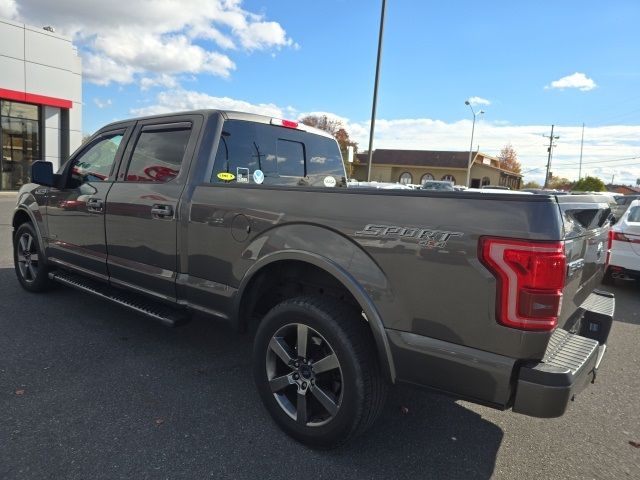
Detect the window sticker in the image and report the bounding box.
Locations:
[236,167,249,183]
[217,172,235,181]
[323,176,337,188]
[253,169,264,184]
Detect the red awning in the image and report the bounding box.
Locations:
[0,87,73,109]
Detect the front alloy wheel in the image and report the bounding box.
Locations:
[13,222,51,292]
[16,231,39,283]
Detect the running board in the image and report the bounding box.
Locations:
[49,271,190,327]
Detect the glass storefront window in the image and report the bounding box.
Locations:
[1,101,39,120]
[1,100,41,190]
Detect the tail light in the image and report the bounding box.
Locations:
[479,238,566,331]
[612,231,640,244]
[271,118,299,129]
[606,229,614,267]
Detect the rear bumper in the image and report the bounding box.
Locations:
[512,290,615,418]
[607,264,640,280]
[387,290,615,417]
[609,248,640,275]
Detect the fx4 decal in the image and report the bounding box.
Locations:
[355,224,463,249]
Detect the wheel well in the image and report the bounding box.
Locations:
[12,210,31,231]
[239,260,362,332]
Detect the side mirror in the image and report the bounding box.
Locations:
[31,161,55,187]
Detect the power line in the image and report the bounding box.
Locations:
[554,155,640,166]
[553,160,640,170]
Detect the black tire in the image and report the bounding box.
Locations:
[13,222,52,292]
[253,295,388,449]
[602,267,615,286]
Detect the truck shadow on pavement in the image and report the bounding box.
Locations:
[606,280,639,326]
[0,268,502,480]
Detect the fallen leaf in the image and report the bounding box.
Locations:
[399,406,409,415]
[629,441,640,448]
[15,389,25,396]
[155,418,165,426]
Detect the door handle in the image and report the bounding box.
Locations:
[86,197,104,213]
[151,204,174,219]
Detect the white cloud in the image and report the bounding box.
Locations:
[140,74,179,91]
[0,0,17,18]
[546,72,597,91]
[83,54,137,86]
[10,0,294,86]
[236,21,293,50]
[130,89,283,118]
[93,98,112,109]
[95,32,236,78]
[467,96,491,106]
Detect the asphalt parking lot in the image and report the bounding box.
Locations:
[1,194,639,480]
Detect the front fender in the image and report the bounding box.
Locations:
[13,186,48,250]
[235,223,402,382]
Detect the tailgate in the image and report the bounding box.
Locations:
[557,195,612,328]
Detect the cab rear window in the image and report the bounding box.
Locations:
[210,120,345,187]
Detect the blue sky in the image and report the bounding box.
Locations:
[5,0,639,184]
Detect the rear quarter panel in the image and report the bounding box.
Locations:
[184,186,563,360]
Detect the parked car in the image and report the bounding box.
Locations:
[604,199,640,283]
[347,181,412,190]
[421,180,454,191]
[12,109,614,448]
[480,185,510,190]
[521,188,569,195]
[612,195,640,222]
[465,188,533,195]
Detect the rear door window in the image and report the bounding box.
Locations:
[210,120,345,187]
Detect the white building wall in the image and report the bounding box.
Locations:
[0,18,82,174]
[44,106,61,166]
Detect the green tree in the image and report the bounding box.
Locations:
[497,144,522,174]
[522,180,541,189]
[573,176,605,192]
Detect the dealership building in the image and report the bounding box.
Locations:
[0,17,82,191]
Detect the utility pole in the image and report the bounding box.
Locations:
[543,125,560,188]
[578,123,585,179]
[611,173,615,185]
[366,0,387,182]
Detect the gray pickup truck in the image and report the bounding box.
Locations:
[12,110,615,448]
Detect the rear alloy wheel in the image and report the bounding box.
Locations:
[13,223,51,292]
[266,323,343,427]
[253,295,387,449]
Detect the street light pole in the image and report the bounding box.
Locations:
[465,101,484,187]
[366,0,387,182]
